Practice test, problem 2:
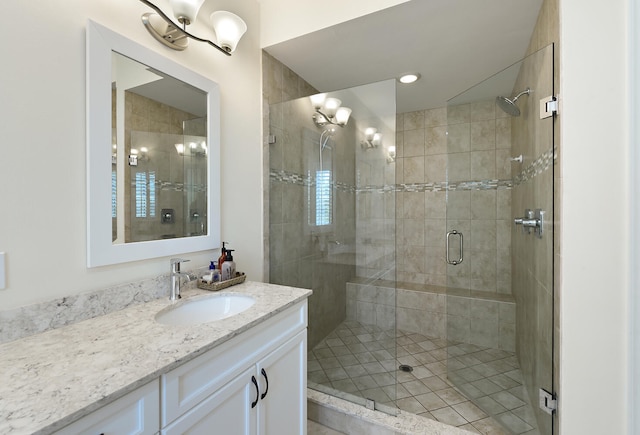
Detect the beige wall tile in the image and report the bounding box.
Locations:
[470,120,496,151]
[447,103,470,125]
[470,101,496,122]
[404,110,425,130]
[404,156,425,183]
[425,154,447,183]
[470,150,497,180]
[426,126,447,155]
[447,123,471,153]
[403,128,426,157]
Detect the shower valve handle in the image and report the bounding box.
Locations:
[514,209,545,238]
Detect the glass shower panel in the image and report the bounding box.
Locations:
[445,44,555,434]
[268,80,398,413]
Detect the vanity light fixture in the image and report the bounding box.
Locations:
[310,93,352,128]
[139,0,247,55]
[361,127,382,150]
[398,73,421,84]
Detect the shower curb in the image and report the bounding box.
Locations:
[307,388,476,435]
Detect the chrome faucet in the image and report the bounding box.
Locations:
[170,258,191,301]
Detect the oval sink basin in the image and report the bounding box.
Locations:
[155,294,255,326]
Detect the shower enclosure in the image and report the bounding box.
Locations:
[267,43,555,435]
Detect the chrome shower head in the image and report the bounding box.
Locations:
[496,88,531,117]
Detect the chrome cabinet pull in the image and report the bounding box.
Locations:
[446,230,463,265]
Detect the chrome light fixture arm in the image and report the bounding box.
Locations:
[139,0,231,56]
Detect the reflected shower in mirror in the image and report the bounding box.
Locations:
[111,52,208,244]
[87,20,220,267]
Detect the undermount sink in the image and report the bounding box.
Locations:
[155,293,255,326]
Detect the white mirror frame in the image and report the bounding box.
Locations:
[86,20,221,267]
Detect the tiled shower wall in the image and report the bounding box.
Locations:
[395,103,512,295]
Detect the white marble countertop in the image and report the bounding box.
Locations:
[0,281,312,435]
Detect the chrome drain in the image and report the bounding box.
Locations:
[399,364,413,372]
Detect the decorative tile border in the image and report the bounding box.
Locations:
[513,146,557,186]
[270,169,512,194]
[271,145,555,194]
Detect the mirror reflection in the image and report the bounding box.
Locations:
[111,52,208,244]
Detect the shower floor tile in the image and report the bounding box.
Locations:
[308,320,541,435]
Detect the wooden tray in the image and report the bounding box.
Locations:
[197,272,246,292]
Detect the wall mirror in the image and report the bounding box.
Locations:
[87,20,220,267]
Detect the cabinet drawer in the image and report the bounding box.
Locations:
[162,301,307,426]
[54,380,159,435]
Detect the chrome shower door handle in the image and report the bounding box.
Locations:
[446,230,463,265]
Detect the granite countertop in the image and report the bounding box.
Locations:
[0,281,312,435]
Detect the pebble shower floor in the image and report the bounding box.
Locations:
[308,320,541,434]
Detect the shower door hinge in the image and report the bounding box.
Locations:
[539,388,557,414]
[268,135,277,145]
[540,96,558,119]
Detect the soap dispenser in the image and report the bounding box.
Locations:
[221,249,236,281]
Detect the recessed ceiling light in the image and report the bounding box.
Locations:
[398,73,421,84]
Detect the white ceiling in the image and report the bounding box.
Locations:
[264,0,543,113]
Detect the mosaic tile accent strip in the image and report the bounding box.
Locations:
[513,146,557,186]
[269,170,356,193]
[271,170,512,194]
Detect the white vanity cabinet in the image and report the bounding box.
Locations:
[54,380,159,435]
[161,301,307,435]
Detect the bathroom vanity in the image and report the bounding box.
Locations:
[0,282,311,435]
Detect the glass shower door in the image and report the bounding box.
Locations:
[268,80,398,413]
[445,44,555,434]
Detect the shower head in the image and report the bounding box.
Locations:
[496,88,531,117]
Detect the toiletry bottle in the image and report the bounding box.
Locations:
[221,249,236,281]
[211,262,220,283]
[207,261,220,283]
[217,242,227,271]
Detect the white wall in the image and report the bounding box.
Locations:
[258,0,409,47]
[560,0,630,433]
[0,0,263,309]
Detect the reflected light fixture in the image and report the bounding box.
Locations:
[387,145,396,163]
[361,127,382,150]
[310,93,352,128]
[398,73,421,84]
[139,0,247,55]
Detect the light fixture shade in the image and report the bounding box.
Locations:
[372,133,383,146]
[309,93,327,110]
[210,11,247,53]
[365,127,377,140]
[323,98,342,118]
[175,143,185,155]
[169,0,205,24]
[335,107,352,126]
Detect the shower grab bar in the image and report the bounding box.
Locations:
[446,230,463,265]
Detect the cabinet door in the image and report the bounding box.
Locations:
[161,367,257,435]
[257,330,307,435]
[54,380,159,435]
